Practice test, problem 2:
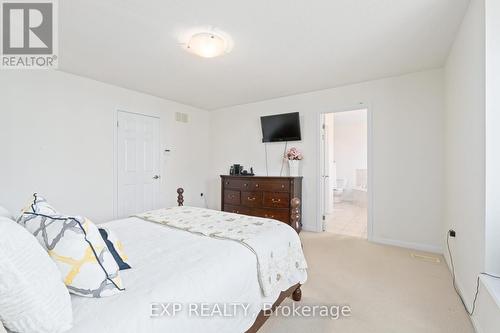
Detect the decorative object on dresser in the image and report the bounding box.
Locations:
[285,147,303,177]
[220,175,303,232]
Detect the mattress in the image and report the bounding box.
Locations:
[70,216,307,333]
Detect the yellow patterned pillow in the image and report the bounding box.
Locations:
[17,194,124,298]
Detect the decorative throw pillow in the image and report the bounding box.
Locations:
[17,194,125,298]
[0,217,73,333]
[99,228,131,270]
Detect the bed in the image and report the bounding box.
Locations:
[69,189,307,333]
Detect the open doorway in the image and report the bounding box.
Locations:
[320,108,369,238]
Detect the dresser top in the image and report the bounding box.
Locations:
[220,175,303,179]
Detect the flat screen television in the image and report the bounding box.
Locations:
[261,112,301,142]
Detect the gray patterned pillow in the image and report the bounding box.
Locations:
[17,194,124,298]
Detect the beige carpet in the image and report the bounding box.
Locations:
[260,232,474,333]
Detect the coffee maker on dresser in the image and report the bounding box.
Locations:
[229,164,254,176]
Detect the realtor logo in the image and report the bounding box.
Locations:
[1,0,58,68]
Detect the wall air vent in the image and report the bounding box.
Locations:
[175,112,189,123]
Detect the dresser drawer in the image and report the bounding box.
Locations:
[251,180,290,192]
[222,178,244,189]
[263,192,290,208]
[223,205,251,215]
[241,191,263,208]
[240,180,252,191]
[252,208,290,223]
[224,190,241,205]
[222,178,254,190]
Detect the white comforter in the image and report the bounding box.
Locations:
[135,206,308,297]
[70,216,307,333]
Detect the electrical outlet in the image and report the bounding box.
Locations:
[449,229,456,238]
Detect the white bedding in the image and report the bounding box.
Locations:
[135,206,308,297]
[70,216,307,333]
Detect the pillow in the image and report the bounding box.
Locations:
[99,228,131,270]
[0,217,73,333]
[17,194,125,298]
[0,206,14,221]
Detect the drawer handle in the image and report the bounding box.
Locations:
[255,184,259,188]
[265,214,275,218]
[271,198,281,203]
[226,181,229,185]
[247,197,256,201]
[244,183,249,187]
[281,184,285,188]
[229,194,235,199]
[233,210,239,213]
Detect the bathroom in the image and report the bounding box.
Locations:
[323,109,368,238]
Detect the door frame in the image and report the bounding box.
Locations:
[113,109,162,219]
[316,104,374,240]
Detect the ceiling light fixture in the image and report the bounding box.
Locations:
[186,32,230,58]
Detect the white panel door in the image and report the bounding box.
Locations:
[117,111,160,218]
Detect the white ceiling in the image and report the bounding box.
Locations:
[59,0,469,110]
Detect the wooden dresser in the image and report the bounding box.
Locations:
[220,175,303,232]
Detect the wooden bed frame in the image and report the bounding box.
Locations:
[176,188,303,333]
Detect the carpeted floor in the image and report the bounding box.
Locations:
[260,232,474,333]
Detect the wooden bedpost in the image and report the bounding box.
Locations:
[177,188,184,206]
[291,198,302,302]
[292,285,302,301]
[290,197,301,233]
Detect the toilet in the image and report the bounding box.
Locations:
[333,178,348,203]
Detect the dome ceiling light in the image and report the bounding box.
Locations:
[183,30,232,58]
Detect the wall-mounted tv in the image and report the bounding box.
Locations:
[261,112,301,142]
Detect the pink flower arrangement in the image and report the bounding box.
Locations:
[286,147,303,160]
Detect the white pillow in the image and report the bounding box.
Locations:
[0,217,73,333]
[18,194,125,298]
[0,206,13,221]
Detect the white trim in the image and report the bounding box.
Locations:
[113,109,162,219]
[113,110,118,219]
[480,274,500,309]
[316,104,374,242]
[371,236,443,254]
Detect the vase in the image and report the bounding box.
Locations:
[288,160,300,177]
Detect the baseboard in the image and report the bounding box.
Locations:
[301,224,316,232]
[371,236,443,254]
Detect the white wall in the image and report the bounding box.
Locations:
[0,70,210,223]
[444,0,500,329]
[333,109,367,191]
[209,69,445,252]
[485,0,500,277]
[443,0,486,313]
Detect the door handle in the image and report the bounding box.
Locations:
[153,175,160,180]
